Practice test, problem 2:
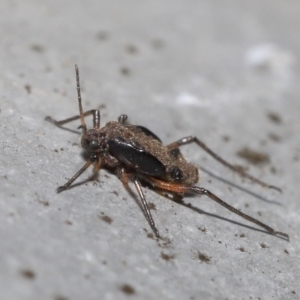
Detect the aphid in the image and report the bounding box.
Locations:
[45,65,289,241]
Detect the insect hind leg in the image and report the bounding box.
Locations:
[188,185,289,240]
[145,177,289,241]
[167,136,281,192]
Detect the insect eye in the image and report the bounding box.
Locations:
[88,140,99,150]
[168,166,184,181]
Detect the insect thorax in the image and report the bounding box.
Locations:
[102,121,199,185]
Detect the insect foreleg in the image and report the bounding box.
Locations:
[45,110,100,128]
[57,160,92,193]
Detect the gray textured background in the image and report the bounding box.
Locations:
[0,1,299,300]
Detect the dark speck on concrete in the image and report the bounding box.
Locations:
[30,44,45,53]
[193,251,211,263]
[20,269,36,279]
[120,284,136,295]
[161,252,175,261]
[96,30,110,41]
[99,212,113,224]
[125,44,138,54]
[237,147,270,165]
[24,84,32,94]
[267,112,282,124]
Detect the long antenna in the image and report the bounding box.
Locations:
[75,64,87,135]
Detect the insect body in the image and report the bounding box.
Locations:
[45,65,289,241]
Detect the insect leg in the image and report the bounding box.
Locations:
[46,65,101,131]
[45,110,100,128]
[133,179,161,238]
[117,169,160,238]
[167,136,281,192]
[145,177,289,240]
[57,160,92,193]
[118,114,128,124]
[90,159,102,180]
[189,186,289,240]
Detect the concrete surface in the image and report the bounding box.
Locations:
[0,1,299,300]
